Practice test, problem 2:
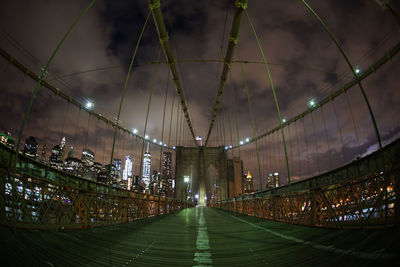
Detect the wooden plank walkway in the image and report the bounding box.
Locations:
[1,206,399,266]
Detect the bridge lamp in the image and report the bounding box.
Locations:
[282,118,286,123]
[145,135,149,139]
[172,146,176,150]
[354,66,361,76]
[245,137,250,142]
[159,141,162,145]
[153,138,157,143]
[308,98,317,108]
[240,140,244,145]
[86,101,94,110]
[132,128,138,134]
[229,145,232,149]
[225,146,228,150]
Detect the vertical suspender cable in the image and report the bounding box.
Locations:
[159,71,170,172]
[238,55,263,191]
[301,0,382,150]
[110,11,152,185]
[246,12,291,206]
[167,93,175,147]
[139,48,162,187]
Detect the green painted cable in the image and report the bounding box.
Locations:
[301,0,382,149]
[109,11,152,185]
[15,0,97,166]
[237,53,263,191]
[245,11,291,197]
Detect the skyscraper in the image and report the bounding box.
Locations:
[161,151,173,196]
[49,145,63,170]
[142,142,151,188]
[59,137,66,162]
[123,155,132,181]
[113,158,122,182]
[82,149,95,181]
[122,155,133,189]
[23,136,38,158]
[81,149,95,167]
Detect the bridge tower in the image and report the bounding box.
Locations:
[175,146,228,203]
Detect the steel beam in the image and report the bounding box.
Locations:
[204,0,248,147]
[149,0,198,146]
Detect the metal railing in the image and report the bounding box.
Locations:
[0,145,187,230]
[211,139,400,229]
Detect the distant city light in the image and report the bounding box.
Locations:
[132,128,138,134]
[153,138,157,143]
[164,144,167,147]
[229,145,232,148]
[159,141,162,145]
[86,101,93,110]
[204,196,207,200]
[245,137,250,142]
[240,141,244,145]
[184,176,190,183]
[172,146,176,150]
[274,172,279,176]
[145,135,149,139]
[282,118,286,123]
[195,194,199,199]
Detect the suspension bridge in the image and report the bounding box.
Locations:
[1,0,400,266]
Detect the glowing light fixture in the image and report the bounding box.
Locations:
[86,101,93,110]
[132,128,138,134]
[245,137,250,142]
[240,141,244,145]
[145,135,149,139]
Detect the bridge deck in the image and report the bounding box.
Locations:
[1,207,399,266]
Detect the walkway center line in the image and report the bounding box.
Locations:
[232,215,395,261]
[193,207,212,266]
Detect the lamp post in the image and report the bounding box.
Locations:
[184,176,190,207]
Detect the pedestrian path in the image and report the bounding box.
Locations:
[1,206,399,266]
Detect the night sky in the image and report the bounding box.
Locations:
[0,0,399,188]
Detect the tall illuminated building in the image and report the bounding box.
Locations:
[123,155,132,181]
[81,149,95,167]
[123,155,133,190]
[161,151,172,196]
[49,145,63,170]
[113,158,122,182]
[82,149,95,180]
[59,137,66,162]
[142,142,151,188]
